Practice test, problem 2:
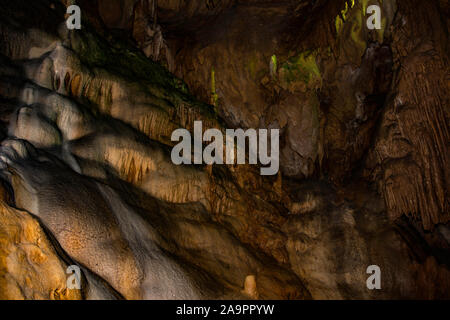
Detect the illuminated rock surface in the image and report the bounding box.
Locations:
[0,0,448,299]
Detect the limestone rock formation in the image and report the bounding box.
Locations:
[0,0,448,300]
[0,197,82,300]
[365,0,450,231]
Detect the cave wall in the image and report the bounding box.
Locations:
[366,0,449,231]
[109,0,449,231]
[0,0,448,299]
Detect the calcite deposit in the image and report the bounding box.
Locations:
[0,0,448,300]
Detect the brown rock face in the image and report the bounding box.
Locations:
[366,0,450,231]
[98,0,136,29]
[0,198,82,300]
[0,0,448,300]
[137,0,398,180]
[123,0,448,231]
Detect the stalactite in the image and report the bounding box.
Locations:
[151,0,158,30]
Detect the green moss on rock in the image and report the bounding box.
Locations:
[280,50,321,87]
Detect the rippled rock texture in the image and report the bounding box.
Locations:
[0,0,448,299]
